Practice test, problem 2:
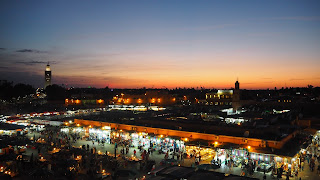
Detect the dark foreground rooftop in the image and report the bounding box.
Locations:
[146,166,259,180]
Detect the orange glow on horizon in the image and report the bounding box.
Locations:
[51,55,320,89]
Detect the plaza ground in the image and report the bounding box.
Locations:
[22,131,320,180]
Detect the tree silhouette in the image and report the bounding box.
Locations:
[45,84,66,101]
[13,83,35,97]
[0,80,35,100]
[0,80,14,100]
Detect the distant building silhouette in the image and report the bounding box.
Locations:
[111,90,176,105]
[205,90,233,106]
[44,63,51,89]
[204,80,241,107]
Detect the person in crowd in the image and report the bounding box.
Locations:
[295,170,298,180]
[286,171,290,180]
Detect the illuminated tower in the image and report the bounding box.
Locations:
[44,63,51,89]
[232,80,241,111]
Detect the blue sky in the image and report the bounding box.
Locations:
[0,0,319,88]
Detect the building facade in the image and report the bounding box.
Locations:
[112,90,176,105]
[205,90,233,106]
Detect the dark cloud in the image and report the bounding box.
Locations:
[16,49,47,53]
[0,71,43,88]
[15,61,57,66]
[0,48,5,50]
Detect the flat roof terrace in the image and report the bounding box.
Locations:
[74,118,298,150]
[72,112,295,141]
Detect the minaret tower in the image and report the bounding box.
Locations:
[44,62,52,89]
[232,79,241,111]
[235,79,239,90]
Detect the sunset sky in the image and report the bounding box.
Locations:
[0,0,319,89]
